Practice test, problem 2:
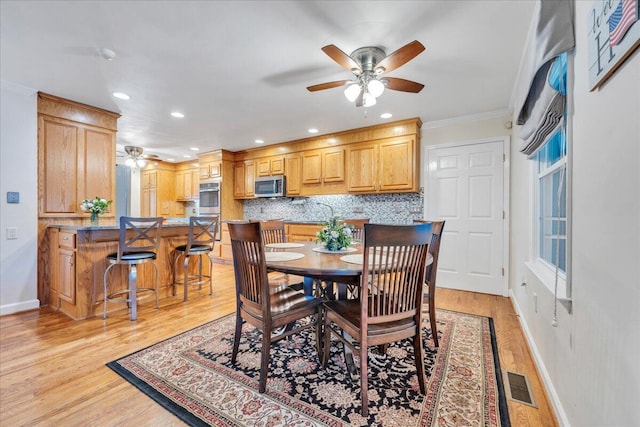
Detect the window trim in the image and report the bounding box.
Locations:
[528,54,573,311]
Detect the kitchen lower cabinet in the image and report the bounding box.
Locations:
[286,223,322,242]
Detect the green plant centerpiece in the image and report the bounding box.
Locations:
[80,196,112,225]
[315,215,354,251]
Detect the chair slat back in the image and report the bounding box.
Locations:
[257,219,286,245]
[228,222,269,309]
[118,216,163,260]
[361,223,433,323]
[414,220,445,284]
[342,218,369,241]
[185,215,219,254]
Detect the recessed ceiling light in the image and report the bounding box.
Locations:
[380,113,393,119]
[167,158,175,162]
[308,128,319,134]
[171,112,185,118]
[183,154,191,158]
[190,147,199,151]
[255,139,264,144]
[112,92,130,100]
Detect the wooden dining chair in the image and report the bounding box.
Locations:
[251,219,297,289]
[322,222,433,417]
[414,219,446,347]
[342,218,369,242]
[228,221,323,393]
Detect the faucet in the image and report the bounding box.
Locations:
[315,202,334,218]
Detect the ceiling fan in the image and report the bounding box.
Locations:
[307,40,425,107]
[116,145,157,168]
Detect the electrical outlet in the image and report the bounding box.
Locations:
[394,205,402,213]
[409,207,422,214]
[352,206,364,213]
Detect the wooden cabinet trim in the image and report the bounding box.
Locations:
[38,92,120,131]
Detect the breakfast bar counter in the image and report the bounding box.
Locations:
[44,221,211,320]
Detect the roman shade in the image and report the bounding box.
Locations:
[516,0,575,157]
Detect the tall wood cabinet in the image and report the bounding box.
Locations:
[141,163,176,217]
[38,92,119,218]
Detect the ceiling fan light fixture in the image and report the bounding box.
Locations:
[367,79,385,98]
[124,145,146,169]
[363,92,376,107]
[344,83,361,102]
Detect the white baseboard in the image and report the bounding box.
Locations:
[0,299,40,316]
[509,290,571,427]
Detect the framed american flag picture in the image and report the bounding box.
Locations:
[588,0,640,91]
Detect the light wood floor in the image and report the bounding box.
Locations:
[0,263,557,426]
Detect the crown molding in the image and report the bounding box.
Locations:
[424,109,512,129]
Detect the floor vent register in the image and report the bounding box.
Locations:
[503,370,537,407]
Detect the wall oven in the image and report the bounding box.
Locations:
[199,180,221,214]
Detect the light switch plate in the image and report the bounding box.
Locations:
[7,227,17,239]
[7,192,19,203]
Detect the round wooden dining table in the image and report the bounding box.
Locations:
[263,241,365,300]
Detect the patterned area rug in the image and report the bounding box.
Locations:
[107,309,509,426]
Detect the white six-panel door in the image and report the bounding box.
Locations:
[426,137,509,296]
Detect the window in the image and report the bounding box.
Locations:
[532,53,570,284]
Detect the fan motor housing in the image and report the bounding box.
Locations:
[350,47,386,72]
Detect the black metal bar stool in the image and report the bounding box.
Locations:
[103,216,164,320]
[172,216,219,301]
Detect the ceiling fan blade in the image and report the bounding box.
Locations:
[384,77,425,93]
[374,40,425,74]
[321,45,362,73]
[307,80,351,92]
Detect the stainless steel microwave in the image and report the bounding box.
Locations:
[254,175,286,198]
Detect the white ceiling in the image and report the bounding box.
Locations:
[1,1,535,162]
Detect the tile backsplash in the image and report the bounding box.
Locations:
[243,190,424,224]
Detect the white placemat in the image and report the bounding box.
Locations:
[265,242,305,249]
[340,254,367,264]
[312,246,357,254]
[264,252,305,262]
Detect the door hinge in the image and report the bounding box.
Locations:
[503,211,505,219]
[501,267,505,276]
[503,153,506,162]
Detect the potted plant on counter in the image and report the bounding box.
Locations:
[80,196,112,225]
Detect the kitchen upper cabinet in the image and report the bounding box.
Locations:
[347,136,418,193]
[200,161,221,180]
[301,147,346,195]
[285,154,302,196]
[256,156,285,177]
[233,160,255,199]
[37,92,119,217]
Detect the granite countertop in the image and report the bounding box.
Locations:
[49,218,190,231]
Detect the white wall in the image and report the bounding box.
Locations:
[0,81,39,314]
[509,2,640,426]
